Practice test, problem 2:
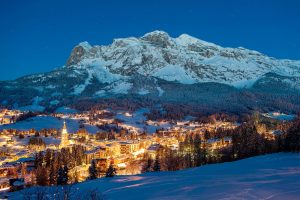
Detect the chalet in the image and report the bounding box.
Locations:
[85,147,103,164]
[147,144,161,159]
[0,178,9,192]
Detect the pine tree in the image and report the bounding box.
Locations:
[193,134,202,167]
[36,166,49,186]
[64,166,69,184]
[44,149,52,168]
[89,160,98,179]
[142,157,153,173]
[105,164,116,178]
[57,167,64,185]
[57,166,68,185]
[153,156,161,172]
[49,155,59,185]
[34,151,43,169]
[285,117,300,151]
[183,153,192,169]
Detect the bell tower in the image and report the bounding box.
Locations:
[59,121,69,148]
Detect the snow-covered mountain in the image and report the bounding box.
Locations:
[1,30,300,112]
[64,30,300,89]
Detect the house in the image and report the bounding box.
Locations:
[106,143,121,157]
[9,178,25,191]
[120,141,140,154]
[0,178,9,192]
[147,144,161,159]
[204,137,232,150]
[85,147,103,164]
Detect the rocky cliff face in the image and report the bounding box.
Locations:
[66,42,92,66]
[1,31,300,113]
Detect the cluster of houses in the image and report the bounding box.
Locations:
[0,109,23,125]
[0,157,35,192]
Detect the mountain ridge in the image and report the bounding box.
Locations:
[64,30,300,87]
[1,30,300,114]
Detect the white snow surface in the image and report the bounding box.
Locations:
[153,65,198,84]
[9,153,300,200]
[78,41,92,50]
[156,86,164,96]
[0,116,100,134]
[55,106,77,114]
[115,108,157,133]
[175,33,219,48]
[50,100,60,105]
[104,81,133,95]
[71,59,125,95]
[137,88,150,95]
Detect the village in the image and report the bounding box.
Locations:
[0,108,284,192]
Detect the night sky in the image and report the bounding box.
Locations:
[1,0,300,80]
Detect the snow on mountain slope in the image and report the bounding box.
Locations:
[70,59,126,95]
[64,30,300,91]
[153,64,198,84]
[9,153,300,200]
[6,30,300,96]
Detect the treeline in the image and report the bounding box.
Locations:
[232,114,300,155]
[16,111,39,122]
[5,127,59,139]
[284,116,300,151]
[71,87,300,121]
[142,134,208,172]
[89,161,117,180]
[231,123,282,159]
[72,97,155,112]
[28,138,46,147]
[34,145,85,186]
[145,105,254,122]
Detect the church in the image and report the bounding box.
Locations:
[59,121,70,149]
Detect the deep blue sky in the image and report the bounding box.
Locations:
[1,0,300,80]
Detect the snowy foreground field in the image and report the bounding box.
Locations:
[10,153,300,200]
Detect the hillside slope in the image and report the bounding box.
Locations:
[10,153,300,200]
